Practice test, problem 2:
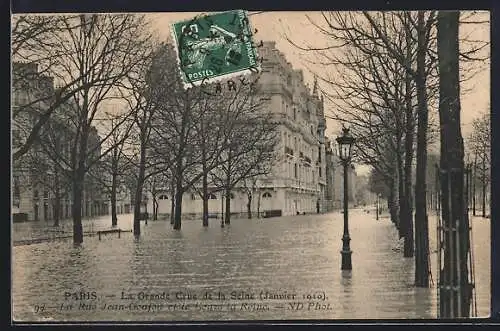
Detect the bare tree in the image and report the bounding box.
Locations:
[285,12,423,249]
[35,113,74,226]
[12,15,72,160]
[145,50,210,231]
[88,111,134,227]
[145,174,163,221]
[361,11,436,279]
[11,15,148,162]
[35,14,154,244]
[188,77,277,226]
[210,83,279,225]
[284,11,488,288]
[120,43,175,237]
[468,112,490,218]
[191,89,228,227]
[242,176,259,219]
[436,10,473,318]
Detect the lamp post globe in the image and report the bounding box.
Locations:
[336,127,355,271]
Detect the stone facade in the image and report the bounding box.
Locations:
[12,62,109,222]
[148,41,335,218]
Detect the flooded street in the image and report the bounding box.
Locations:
[12,209,490,321]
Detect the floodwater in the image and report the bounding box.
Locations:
[12,209,490,321]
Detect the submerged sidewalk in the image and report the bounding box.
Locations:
[12,210,490,321]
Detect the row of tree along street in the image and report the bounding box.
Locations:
[12,14,279,244]
[285,11,489,317]
[11,11,490,317]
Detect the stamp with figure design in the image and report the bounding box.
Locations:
[171,10,261,89]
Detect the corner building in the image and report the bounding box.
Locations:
[149,41,331,217]
[248,41,329,216]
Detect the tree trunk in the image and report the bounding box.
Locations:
[133,182,143,237]
[152,192,158,221]
[53,163,61,227]
[397,147,407,241]
[173,185,183,230]
[224,150,232,224]
[202,170,209,227]
[133,141,146,237]
[111,171,118,227]
[481,179,487,218]
[388,179,400,233]
[170,176,175,225]
[151,196,156,220]
[173,165,183,229]
[414,10,429,282]
[257,189,261,218]
[386,196,391,216]
[220,193,224,227]
[72,169,85,244]
[72,116,89,244]
[481,157,487,218]
[472,154,477,216]
[402,19,416,259]
[224,188,231,224]
[437,10,472,317]
[247,192,252,219]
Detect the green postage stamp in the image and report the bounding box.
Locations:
[171,10,261,89]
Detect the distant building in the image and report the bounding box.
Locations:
[324,138,338,212]
[329,145,357,209]
[107,183,133,215]
[12,62,108,222]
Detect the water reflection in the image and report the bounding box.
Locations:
[12,211,490,321]
[340,270,353,317]
[341,270,352,283]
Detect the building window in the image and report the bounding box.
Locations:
[159,195,168,200]
[262,192,272,198]
[191,193,196,200]
[230,193,235,199]
[294,163,298,178]
[293,108,297,120]
[319,167,322,178]
[34,190,39,199]
[318,146,322,162]
[208,193,217,200]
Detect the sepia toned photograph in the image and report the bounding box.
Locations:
[11,10,491,322]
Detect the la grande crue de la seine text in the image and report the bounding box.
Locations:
[64,290,328,301]
[119,290,326,301]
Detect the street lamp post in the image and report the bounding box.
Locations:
[376,194,380,221]
[336,127,355,271]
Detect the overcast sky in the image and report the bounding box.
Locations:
[149,11,490,175]
[150,11,490,133]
